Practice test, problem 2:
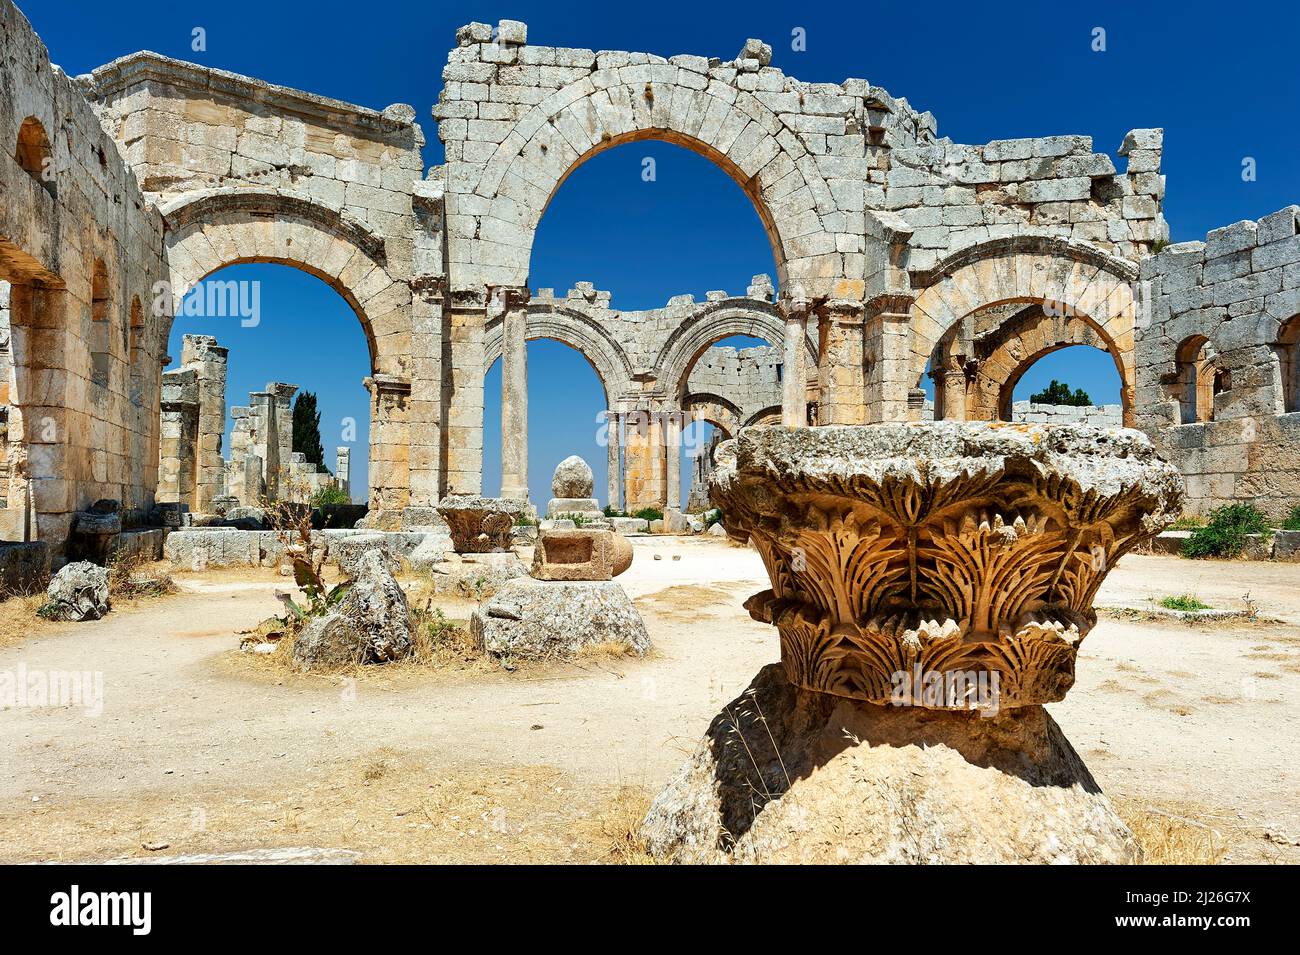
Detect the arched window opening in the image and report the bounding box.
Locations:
[1276,315,1300,414]
[14,117,55,198]
[1004,344,1124,424]
[1174,335,1216,424]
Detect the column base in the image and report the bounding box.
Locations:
[641,663,1139,864]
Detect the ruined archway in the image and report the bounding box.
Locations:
[444,71,848,297]
[912,238,1138,427]
[161,191,413,512]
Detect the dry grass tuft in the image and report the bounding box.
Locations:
[1116,798,1228,864]
[592,787,656,864]
[0,593,58,648]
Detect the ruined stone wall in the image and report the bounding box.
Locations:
[1137,206,1300,519]
[685,345,783,432]
[85,51,434,518]
[0,0,168,545]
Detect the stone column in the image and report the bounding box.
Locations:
[180,334,228,511]
[605,410,621,511]
[268,382,298,500]
[816,299,867,425]
[444,286,487,496]
[664,409,683,511]
[941,365,968,421]
[780,295,810,427]
[642,423,1184,864]
[366,374,412,526]
[157,367,198,507]
[863,295,915,424]
[335,446,351,496]
[497,286,530,501]
[622,406,665,512]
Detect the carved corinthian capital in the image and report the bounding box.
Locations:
[710,423,1184,709]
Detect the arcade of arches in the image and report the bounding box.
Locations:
[4,5,1300,555]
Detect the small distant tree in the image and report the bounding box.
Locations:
[1029,379,1093,406]
[292,391,326,467]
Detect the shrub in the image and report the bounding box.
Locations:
[603,504,627,518]
[1280,505,1300,531]
[703,508,722,528]
[558,512,590,527]
[1158,594,1211,612]
[631,507,663,522]
[1182,503,1271,558]
[514,513,537,527]
[310,482,351,507]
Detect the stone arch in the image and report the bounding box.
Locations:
[912,237,1139,426]
[482,303,634,403]
[947,304,1131,421]
[683,392,742,438]
[161,190,410,377]
[743,404,782,428]
[654,300,812,403]
[466,79,844,295]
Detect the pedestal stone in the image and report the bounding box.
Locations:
[545,455,603,519]
[643,423,1183,864]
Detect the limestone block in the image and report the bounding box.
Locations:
[427,550,527,599]
[551,454,594,497]
[470,578,650,659]
[530,527,632,581]
[545,497,602,519]
[608,517,649,535]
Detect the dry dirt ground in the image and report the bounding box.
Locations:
[1,539,1297,864]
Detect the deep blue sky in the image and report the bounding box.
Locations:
[28,0,1300,504]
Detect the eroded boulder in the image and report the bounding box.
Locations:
[44,561,111,621]
[291,549,414,670]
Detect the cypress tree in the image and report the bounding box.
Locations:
[292,390,327,467]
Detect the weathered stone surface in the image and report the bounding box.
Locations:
[530,527,632,581]
[405,532,454,571]
[436,496,529,553]
[44,561,111,621]
[551,455,594,498]
[291,550,414,670]
[428,551,528,599]
[545,497,603,519]
[1274,529,1300,561]
[641,664,1138,864]
[470,579,650,659]
[330,533,400,575]
[712,423,1183,707]
[0,541,51,596]
[662,509,689,534]
[608,516,649,535]
[66,510,122,565]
